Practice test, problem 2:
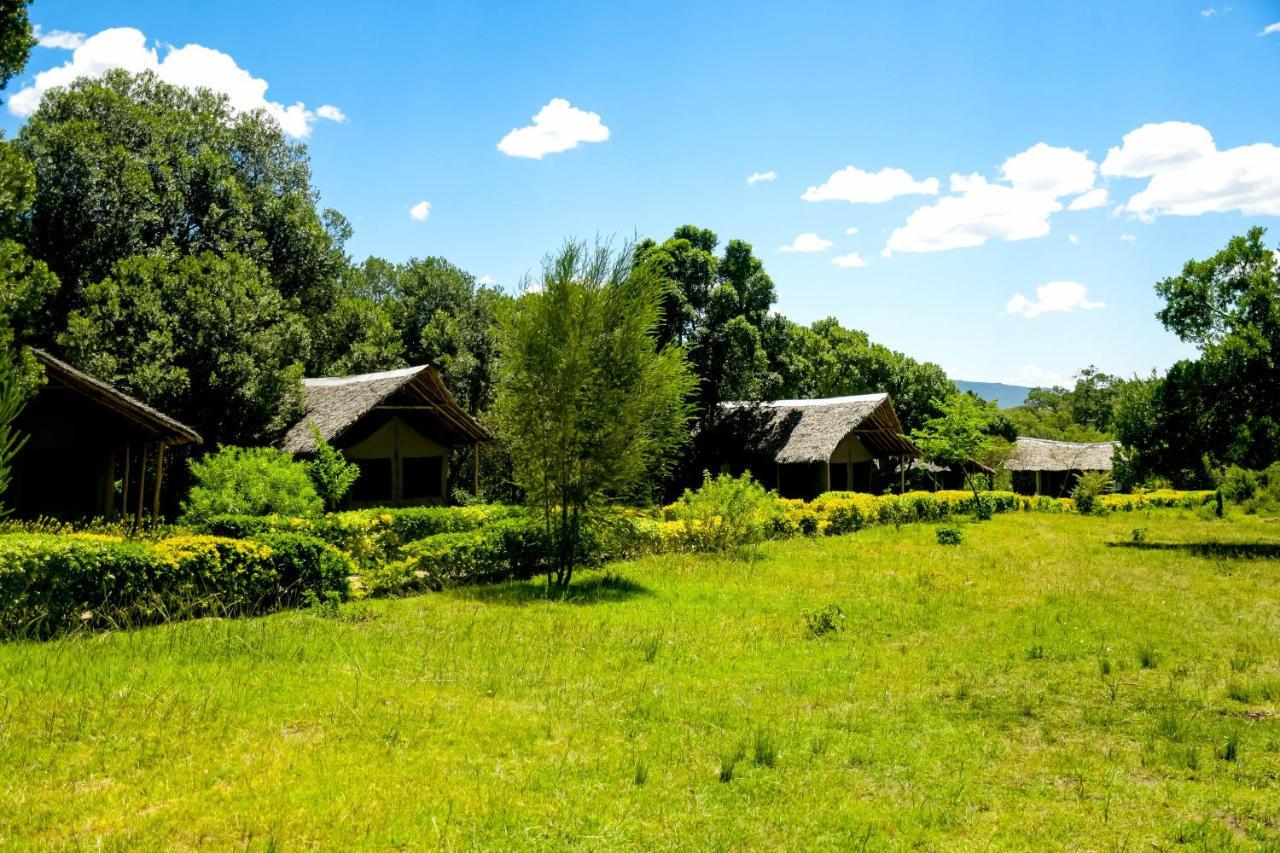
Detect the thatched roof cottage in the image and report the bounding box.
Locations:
[699,393,920,499]
[11,349,201,522]
[1003,437,1119,496]
[281,365,492,506]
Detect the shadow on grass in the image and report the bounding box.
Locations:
[449,572,654,607]
[1107,541,1280,559]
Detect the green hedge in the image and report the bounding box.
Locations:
[199,505,518,572]
[362,516,551,595]
[0,533,350,640]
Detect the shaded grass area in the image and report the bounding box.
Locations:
[2,511,1279,848]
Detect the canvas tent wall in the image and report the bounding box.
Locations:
[10,349,201,521]
[281,365,492,506]
[1003,437,1118,496]
[701,394,921,499]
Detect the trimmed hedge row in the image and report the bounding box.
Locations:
[0,532,350,639]
[199,505,519,572]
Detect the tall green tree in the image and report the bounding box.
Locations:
[494,241,696,589]
[0,0,34,95]
[910,393,1011,498]
[18,70,349,330]
[59,252,307,446]
[635,227,780,422]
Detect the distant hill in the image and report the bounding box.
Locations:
[954,380,1035,409]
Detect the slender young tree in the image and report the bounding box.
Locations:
[494,240,696,590]
[910,394,1010,499]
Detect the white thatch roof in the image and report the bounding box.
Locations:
[1004,437,1118,472]
[281,365,492,453]
[719,393,919,463]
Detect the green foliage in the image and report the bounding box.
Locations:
[668,471,776,552]
[182,446,322,524]
[804,604,846,638]
[60,251,307,446]
[1071,471,1114,515]
[911,394,1011,496]
[0,531,349,638]
[1005,365,1120,442]
[364,515,548,595]
[494,240,696,588]
[306,423,360,510]
[18,70,348,326]
[0,347,29,514]
[0,0,34,95]
[936,525,963,545]
[1217,465,1259,503]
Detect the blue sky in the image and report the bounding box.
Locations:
[7,1,1280,386]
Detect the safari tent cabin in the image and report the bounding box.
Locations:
[703,394,921,500]
[10,348,202,521]
[281,365,492,507]
[1004,437,1118,496]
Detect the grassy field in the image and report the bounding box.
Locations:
[2,510,1280,849]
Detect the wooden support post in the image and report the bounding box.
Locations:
[121,445,132,520]
[134,443,148,529]
[151,443,165,526]
[1035,469,1042,496]
[900,457,906,494]
[473,443,480,495]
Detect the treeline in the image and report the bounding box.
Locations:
[0,68,957,497]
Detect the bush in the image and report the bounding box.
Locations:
[364,515,548,595]
[936,525,963,545]
[306,424,360,510]
[0,532,350,639]
[1071,471,1114,515]
[183,446,322,524]
[1218,465,1259,503]
[804,604,846,638]
[667,472,777,553]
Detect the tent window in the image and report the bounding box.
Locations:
[350,458,393,503]
[402,456,443,499]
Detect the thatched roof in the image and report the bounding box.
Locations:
[31,348,201,446]
[281,365,492,453]
[717,394,920,463]
[1004,437,1118,472]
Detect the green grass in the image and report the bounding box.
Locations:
[3,510,1280,848]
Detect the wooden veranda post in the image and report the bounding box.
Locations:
[473,442,480,495]
[121,445,131,520]
[134,443,148,528]
[151,442,165,526]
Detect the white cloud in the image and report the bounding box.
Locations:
[801,166,939,204]
[409,200,431,221]
[1101,122,1216,179]
[497,98,609,159]
[1010,365,1067,387]
[1005,281,1105,318]
[747,170,776,186]
[1201,8,1217,17]
[478,275,495,286]
[831,252,868,268]
[33,26,85,50]
[778,232,832,253]
[1000,143,1097,197]
[1120,233,1136,244]
[1105,122,1280,219]
[1068,233,1080,245]
[1260,22,1280,35]
[844,226,859,235]
[883,173,1063,255]
[316,104,346,122]
[1068,187,1109,210]
[8,27,343,138]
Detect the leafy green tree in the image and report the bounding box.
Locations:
[0,346,29,514]
[182,445,322,523]
[18,70,349,330]
[635,227,779,422]
[774,317,955,433]
[494,240,696,589]
[306,423,360,511]
[910,394,1011,498]
[0,1,34,95]
[59,252,307,446]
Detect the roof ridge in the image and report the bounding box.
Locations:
[722,392,888,409]
[303,365,427,386]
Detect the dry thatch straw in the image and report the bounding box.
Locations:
[1003,437,1118,472]
[719,394,920,463]
[281,365,492,454]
